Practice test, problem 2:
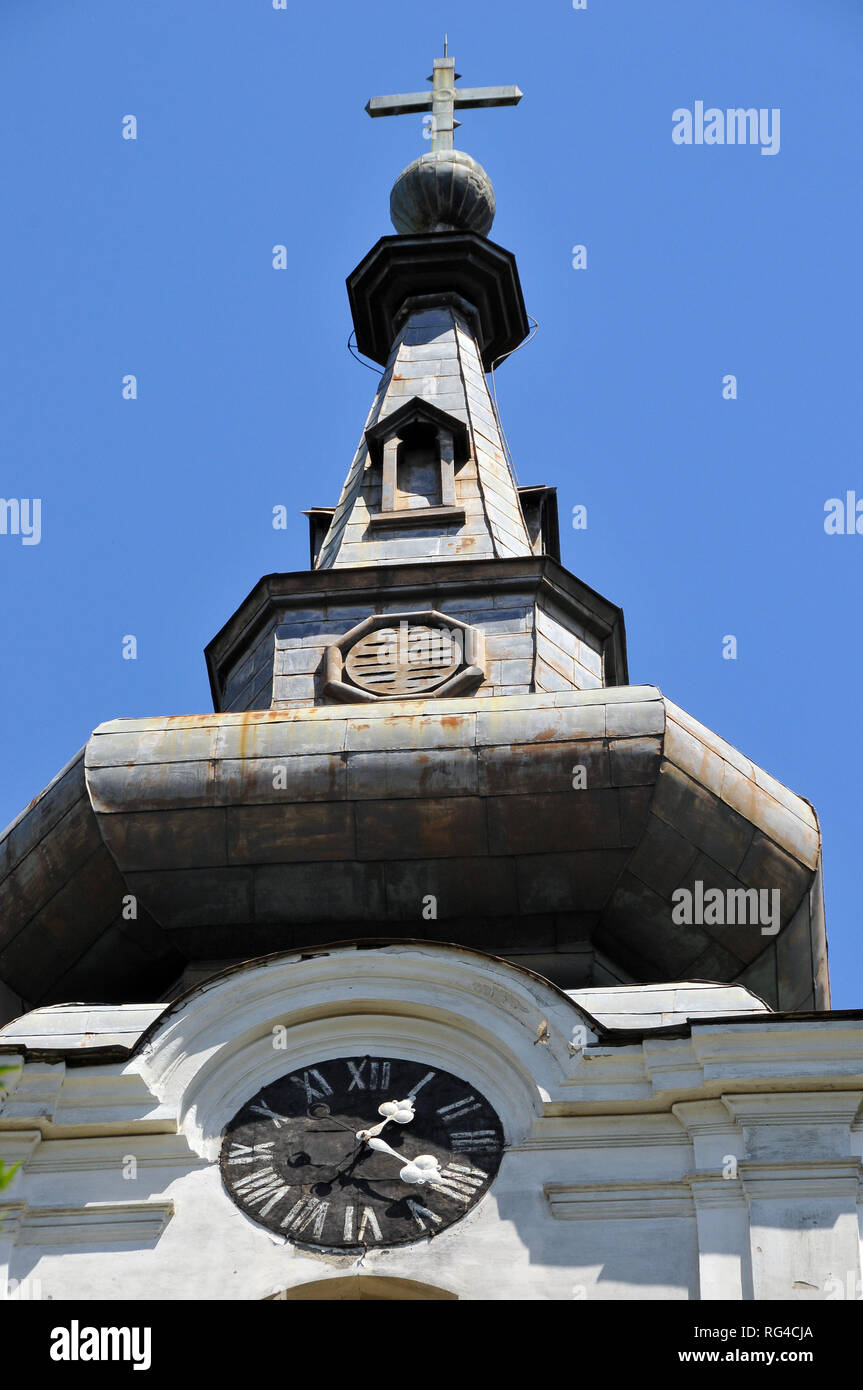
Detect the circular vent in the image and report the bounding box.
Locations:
[344,623,461,696]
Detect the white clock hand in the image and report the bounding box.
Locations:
[366,1136,442,1185]
[356,1097,415,1141]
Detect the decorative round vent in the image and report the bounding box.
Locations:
[344,623,461,696]
[325,610,485,704]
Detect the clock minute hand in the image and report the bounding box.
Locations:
[356,1097,415,1141]
[367,1136,442,1186]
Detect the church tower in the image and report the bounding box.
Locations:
[0,52,851,1306]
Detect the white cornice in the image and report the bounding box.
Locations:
[722,1092,863,1127]
[554,1023,863,1112]
[0,1129,40,1168]
[738,1159,863,1201]
[544,1180,695,1221]
[686,1174,746,1209]
[25,1134,206,1174]
[13,1201,173,1247]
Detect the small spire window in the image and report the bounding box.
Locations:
[366,397,466,529]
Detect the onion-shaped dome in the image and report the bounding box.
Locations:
[390,149,496,237]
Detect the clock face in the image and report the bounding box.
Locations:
[220,1056,504,1249]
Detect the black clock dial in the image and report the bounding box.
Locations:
[220,1056,504,1249]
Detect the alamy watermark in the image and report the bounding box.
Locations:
[672,881,780,936]
[824,493,863,535]
[50,1322,151,1371]
[0,498,41,545]
[672,103,780,157]
[370,619,480,670]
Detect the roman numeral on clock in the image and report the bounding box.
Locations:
[450,1131,499,1154]
[407,1070,436,1098]
[346,1059,392,1091]
[281,1196,329,1238]
[343,1205,382,1243]
[437,1095,481,1121]
[232,1167,279,1195]
[290,1069,333,1104]
[231,1167,291,1218]
[406,1199,444,1232]
[226,1141,276,1164]
[250,1099,290,1127]
[427,1163,488,1205]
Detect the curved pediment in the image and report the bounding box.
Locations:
[132,941,589,1157]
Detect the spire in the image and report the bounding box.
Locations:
[316,301,532,569]
[314,51,532,571]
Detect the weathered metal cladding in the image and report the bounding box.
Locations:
[0,686,824,1013]
[0,750,183,1010]
[315,299,533,571]
[347,232,529,372]
[204,556,629,714]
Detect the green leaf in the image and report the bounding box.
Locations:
[0,1160,20,1191]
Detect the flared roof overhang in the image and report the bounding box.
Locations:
[0,687,827,1013]
[347,232,529,371]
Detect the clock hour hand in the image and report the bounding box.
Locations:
[356,1097,415,1142]
[308,1105,357,1136]
[366,1136,442,1185]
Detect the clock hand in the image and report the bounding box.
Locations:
[366,1136,442,1185]
[299,1139,366,1187]
[337,1143,370,1182]
[356,1097,415,1141]
[308,1103,360,1136]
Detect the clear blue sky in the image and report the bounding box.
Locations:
[1,1,860,1002]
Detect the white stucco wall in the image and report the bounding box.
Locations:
[1,946,861,1301]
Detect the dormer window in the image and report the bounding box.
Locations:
[393,422,445,510]
[366,397,466,528]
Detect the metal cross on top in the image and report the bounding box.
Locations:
[365,43,523,154]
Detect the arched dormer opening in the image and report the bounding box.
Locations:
[365,396,468,527]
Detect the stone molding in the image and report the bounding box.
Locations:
[133,944,590,1159]
[544,1180,696,1221]
[14,1201,173,1247]
[737,1159,863,1202]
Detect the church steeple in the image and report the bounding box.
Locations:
[0,46,828,1048]
[314,49,533,570]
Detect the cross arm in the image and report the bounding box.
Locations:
[452,85,523,110]
[366,92,434,118]
[365,85,523,119]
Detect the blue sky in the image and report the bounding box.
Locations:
[1,0,860,1002]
